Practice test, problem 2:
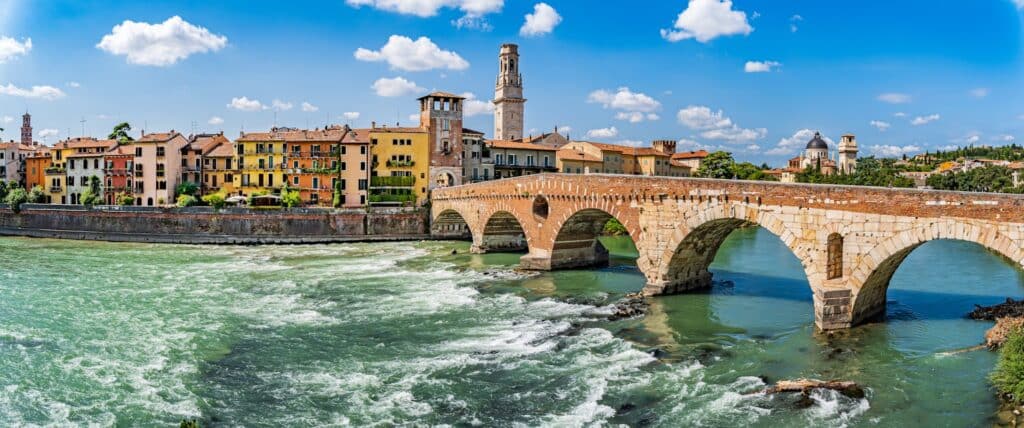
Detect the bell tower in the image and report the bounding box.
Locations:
[21,112,32,145]
[493,44,525,141]
[838,134,858,174]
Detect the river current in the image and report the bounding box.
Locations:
[0,228,1021,426]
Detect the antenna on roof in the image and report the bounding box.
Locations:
[80,117,86,137]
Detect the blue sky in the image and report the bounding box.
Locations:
[0,0,1022,164]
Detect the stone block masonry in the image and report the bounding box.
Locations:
[0,205,429,244]
[431,173,1024,330]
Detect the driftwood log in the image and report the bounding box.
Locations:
[761,379,865,399]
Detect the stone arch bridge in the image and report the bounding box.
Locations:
[431,174,1024,330]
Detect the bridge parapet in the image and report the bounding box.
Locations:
[431,174,1024,330]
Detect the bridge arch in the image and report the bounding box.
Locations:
[848,221,1024,325]
[477,207,531,253]
[431,208,475,241]
[520,199,642,272]
[647,204,813,296]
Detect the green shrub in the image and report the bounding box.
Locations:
[282,190,302,208]
[5,187,27,213]
[332,181,342,208]
[27,186,45,203]
[603,218,628,236]
[176,182,199,197]
[176,194,198,207]
[202,192,227,209]
[992,327,1024,403]
[116,192,135,206]
[80,189,102,206]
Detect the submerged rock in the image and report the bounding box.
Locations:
[607,295,650,321]
[970,298,1024,321]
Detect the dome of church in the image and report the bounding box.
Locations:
[806,132,829,150]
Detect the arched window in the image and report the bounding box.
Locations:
[827,233,843,279]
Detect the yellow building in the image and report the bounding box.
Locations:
[556,140,685,177]
[234,130,287,195]
[368,125,429,205]
[203,141,236,195]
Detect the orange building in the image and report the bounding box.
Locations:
[280,126,346,206]
[24,148,51,197]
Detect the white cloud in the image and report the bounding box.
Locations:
[0,83,66,100]
[272,99,294,111]
[227,96,266,111]
[997,134,1015,142]
[0,36,31,63]
[678,138,714,151]
[614,112,659,123]
[96,16,227,66]
[38,129,59,138]
[520,3,562,36]
[661,0,753,43]
[877,93,912,104]
[789,14,803,33]
[765,129,833,156]
[408,113,421,122]
[894,112,907,118]
[452,15,493,31]
[617,139,644,147]
[869,145,920,158]
[746,144,760,151]
[869,120,891,131]
[461,92,495,117]
[910,114,940,126]
[556,125,572,135]
[355,35,468,72]
[744,60,781,73]
[343,112,361,120]
[676,105,766,143]
[66,81,80,88]
[345,0,503,18]
[1017,0,1024,10]
[208,116,224,125]
[585,126,619,139]
[372,76,425,97]
[588,87,661,113]
[301,102,319,112]
[969,87,990,98]
[1,116,12,124]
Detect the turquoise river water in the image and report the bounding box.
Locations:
[0,228,1021,426]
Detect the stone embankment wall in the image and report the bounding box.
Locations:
[0,204,429,244]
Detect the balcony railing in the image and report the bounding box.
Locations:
[45,167,65,174]
[106,168,131,175]
[370,176,414,187]
[48,186,61,193]
[386,160,415,168]
[368,194,416,204]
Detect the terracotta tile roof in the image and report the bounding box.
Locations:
[368,126,426,134]
[557,149,602,163]
[137,132,181,143]
[570,141,670,157]
[344,128,372,144]
[462,127,485,135]
[105,145,135,156]
[488,139,558,151]
[671,150,709,160]
[417,91,465,100]
[206,142,235,157]
[54,137,117,150]
[188,133,230,153]
[631,147,671,158]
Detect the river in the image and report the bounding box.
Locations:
[0,228,1020,426]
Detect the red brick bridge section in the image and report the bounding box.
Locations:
[430,174,1024,330]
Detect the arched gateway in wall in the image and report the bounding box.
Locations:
[431,174,1024,330]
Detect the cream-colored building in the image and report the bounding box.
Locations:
[135,131,188,206]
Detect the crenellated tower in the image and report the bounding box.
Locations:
[838,134,858,174]
[21,112,32,145]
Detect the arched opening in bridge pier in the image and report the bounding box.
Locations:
[431,209,472,240]
[543,208,637,271]
[479,211,529,253]
[851,239,1024,332]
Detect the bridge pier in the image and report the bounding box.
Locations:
[520,240,610,271]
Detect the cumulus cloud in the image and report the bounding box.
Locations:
[869,145,921,158]
[614,112,660,123]
[208,116,224,125]
[585,126,619,139]
[910,113,940,126]
[877,93,911,104]
[744,60,781,73]
[227,96,266,111]
[789,14,803,33]
[617,139,645,147]
[969,87,989,98]
[345,0,503,17]
[66,81,80,88]
[355,35,468,72]
[997,134,1016,142]
[520,3,562,36]
[461,92,495,117]
[38,129,59,138]
[96,16,227,66]
[372,76,425,97]
[676,105,766,143]
[0,83,66,100]
[661,0,753,43]
[0,36,31,63]
[588,87,661,113]
[765,129,833,156]
[271,99,293,111]
[870,120,891,131]
[301,102,319,112]
[342,112,361,120]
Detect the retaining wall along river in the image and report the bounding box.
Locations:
[0,204,429,244]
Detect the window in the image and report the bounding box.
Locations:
[526,155,534,166]
[360,162,366,171]
[509,154,517,165]
[827,233,844,279]
[157,181,167,190]
[360,146,366,155]
[312,177,319,189]
[340,179,346,189]
[156,147,165,157]
[136,147,143,157]
[358,179,367,190]
[293,176,299,185]
[543,156,550,167]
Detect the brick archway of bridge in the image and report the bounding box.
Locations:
[432,174,1024,330]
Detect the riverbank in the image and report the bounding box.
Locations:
[0,204,430,244]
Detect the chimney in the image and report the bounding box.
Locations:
[371,121,376,129]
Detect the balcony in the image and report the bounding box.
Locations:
[368,194,416,204]
[48,186,61,193]
[45,167,65,174]
[386,160,415,168]
[370,176,414,188]
[106,168,131,176]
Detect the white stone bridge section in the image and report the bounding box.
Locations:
[430,174,1024,330]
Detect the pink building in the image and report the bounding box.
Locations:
[134,131,188,206]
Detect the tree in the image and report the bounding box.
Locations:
[332,180,342,208]
[0,180,8,201]
[176,194,198,207]
[992,328,1024,403]
[695,151,736,179]
[115,192,135,206]
[282,190,302,208]
[202,192,226,209]
[176,182,199,197]
[5,187,27,213]
[108,122,134,143]
[27,186,45,203]
[80,176,102,205]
